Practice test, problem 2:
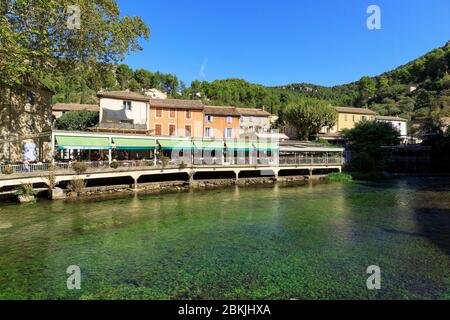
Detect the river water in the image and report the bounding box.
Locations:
[0,177,449,299]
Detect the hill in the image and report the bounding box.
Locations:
[46,42,450,121]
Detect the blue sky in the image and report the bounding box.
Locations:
[118,0,450,87]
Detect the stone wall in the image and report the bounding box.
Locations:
[0,85,53,162]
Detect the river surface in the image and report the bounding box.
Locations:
[0,177,449,300]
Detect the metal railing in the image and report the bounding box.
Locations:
[1,156,343,176]
[279,156,344,165]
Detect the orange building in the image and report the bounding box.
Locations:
[203,106,241,139]
[149,99,204,138]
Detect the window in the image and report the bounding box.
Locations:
[204,127,211,138]
[352,115,355,122]
[185,125,192,137]
[205,115,213,123]
[169,109,176,118]
[169,124,176,136]
[361,116,366,121]
[185,110,192,119]
[155,124,162,136]
[155,108,162,118]
[123,101,132,111]
[227,116,232,124]
[249,117,253,123]
[225,128,233,138]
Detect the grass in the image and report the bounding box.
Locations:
[327,172,353,182]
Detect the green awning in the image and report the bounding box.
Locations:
[56,136,111,150]
[113,138,157,150]
[254,142,280,151]
[158,139,193,150]
[194,140,225,150]
[225,141,254,151]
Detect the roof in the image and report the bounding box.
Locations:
[280,141,344,152]
[97,90,150,102]
[376,115,408,122]
[204,106,241,116]
[236,107,271,117]
[149,98,204,110]
[335,106,377,115]
[255,133,290,140]
[53,103,99,112]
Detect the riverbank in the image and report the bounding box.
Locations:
[0,174,330,203]
[60,175,328,201]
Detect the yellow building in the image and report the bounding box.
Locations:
[318,106,377,139]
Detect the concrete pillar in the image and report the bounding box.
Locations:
[188,170,195,185]
[309,168,313,177]
[133,178,138,189]
[234,170,240,182]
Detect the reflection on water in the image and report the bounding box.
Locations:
[0,177,449,299]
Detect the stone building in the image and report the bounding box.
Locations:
[0,83,53,162]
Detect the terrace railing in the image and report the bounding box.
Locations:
[0,156,343,176]
[279,156,344,165]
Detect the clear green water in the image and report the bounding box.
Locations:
[0,177,449,300]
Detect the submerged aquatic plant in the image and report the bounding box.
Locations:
[327,172,353,182]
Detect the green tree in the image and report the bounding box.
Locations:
[0,0,150,88]
[116,64,134,90]
[342,121,400,171]
[134,69,153,89]
[357,76,377,106]
[284,98,337,140]
[55,110,99,131]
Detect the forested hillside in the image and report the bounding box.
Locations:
[46,42,450,121]
[281,42,450,120]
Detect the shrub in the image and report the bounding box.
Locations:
[72,162,88,174]
[14,184,36,196]
[1,166,14,175]
[327,172,353,183]
[110,161,119,169]
[68,179,86,195]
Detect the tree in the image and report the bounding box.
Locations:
[284,98,337,140]
[0,0,150,88]
[55,110,99,131]
[357,76,377,106]
[342,121,400,171]
[134,69,153,89]
[116,64,134,90]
